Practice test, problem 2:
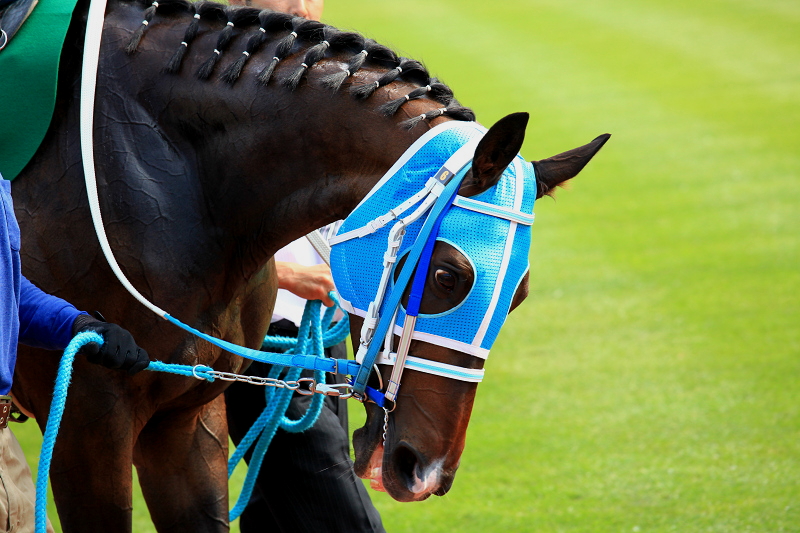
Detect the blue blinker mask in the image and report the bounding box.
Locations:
[330,121,536,365]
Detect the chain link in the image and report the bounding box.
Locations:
[381,406,390,445]
[191,366,355,398]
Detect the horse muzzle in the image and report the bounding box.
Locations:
[353,410,458,502]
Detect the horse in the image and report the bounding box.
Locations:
[9,0,608,530]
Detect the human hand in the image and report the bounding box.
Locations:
[275,262,335,306]
[72,315,150,375]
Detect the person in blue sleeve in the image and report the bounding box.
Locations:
[1,174,149,532]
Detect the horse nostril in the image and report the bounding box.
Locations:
[393,443,421,489]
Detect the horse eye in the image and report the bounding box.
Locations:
[434,269,456,291]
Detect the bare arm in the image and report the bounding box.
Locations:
[275,262,335,307]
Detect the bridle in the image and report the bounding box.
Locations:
[327,121,536,408]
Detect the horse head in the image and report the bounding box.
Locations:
[330,113,610,500]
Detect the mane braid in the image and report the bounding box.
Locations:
[320,36,367,91]
[165,7,199,73]
[295,19,326,40]
[220,10,294,83]
[428,79,455,104]
[284,27,342,90]
[196,1,228,23]
[378,83,434,116]
[165,2,226,73]
[401,103,476,130]
[258,9,295,31]
[346,41,400,98]
[256,16,305,85]
[364,40,399,68]
[351,58,423,100]
[230,6,263,26]
[196,9,242,80]
[126,1,159,54]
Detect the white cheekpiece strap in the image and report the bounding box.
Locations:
[305,230,331,266]
[328,177,439,246]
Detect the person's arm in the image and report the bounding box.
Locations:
[18,277,149,374]
[275,262,335,306]
[17,277,85,351]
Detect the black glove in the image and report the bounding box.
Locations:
[71,314,150,375]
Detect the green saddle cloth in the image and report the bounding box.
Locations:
[0,0,81,181]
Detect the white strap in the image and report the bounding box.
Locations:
[405,356,485,382]
[304,230,331,266]
[347,305,491,359]
[384,314,416,402]
[376,352,485,383]
[327,212,396,245]
[452,196,534,225]
[81,0,167,319]
[328,177,438,246]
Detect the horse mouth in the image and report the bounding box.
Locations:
[354,432,455,502]
[363,443,388,493]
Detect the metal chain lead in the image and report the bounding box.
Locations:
[381,407,390,445]
[191,366,355,398]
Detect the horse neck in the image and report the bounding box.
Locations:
[97,1,459,277]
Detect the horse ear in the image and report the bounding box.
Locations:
[532,133,611,199]
[459,112,529,197]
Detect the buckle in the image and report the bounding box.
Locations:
[0,396,11,429]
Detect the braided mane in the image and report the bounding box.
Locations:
[124,0,475,128]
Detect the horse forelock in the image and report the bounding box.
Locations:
[121,0,475,129]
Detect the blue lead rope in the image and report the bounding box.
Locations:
[227,297,347,521]
[35,331,103,533]
[35,296,350,532]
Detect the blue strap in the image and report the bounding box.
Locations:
[163,314,360,376]
[147,361,216,381]
[406,184,458,317]
[365,385,386,407]
[352,166,468,394]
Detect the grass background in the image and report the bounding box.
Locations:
[14,0,799,531]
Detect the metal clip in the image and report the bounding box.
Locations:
[295,377,317,396]
[311,382,354,399]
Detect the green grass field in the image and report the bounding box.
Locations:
[14,0,799,531]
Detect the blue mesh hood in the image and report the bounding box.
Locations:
[330,121,536,357]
